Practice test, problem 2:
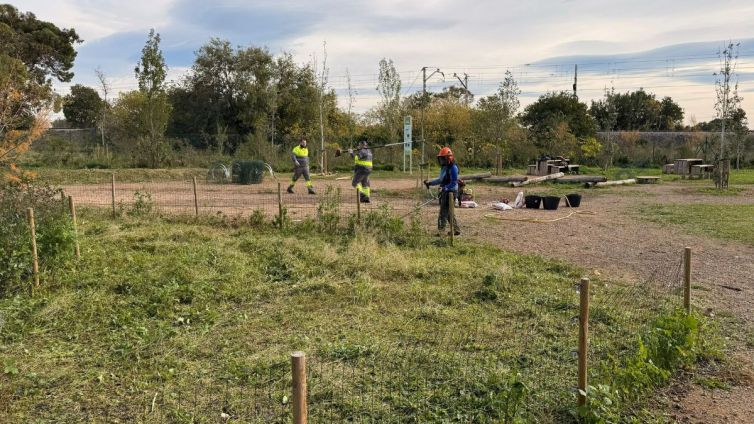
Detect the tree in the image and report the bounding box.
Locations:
[167,38,290,153]
[472,70,521,162]
[63,84,103,128]
[375,58,402,143]
[132,29,171,167]
[589,89,683,131]
[1,5,78,175]
[658,96,684,130]
[522,92,596,158]
[0,4,81,84]
[590,87,619,168]
[714,41,742,184]
[0,54,54,172]
[95,67,111,148]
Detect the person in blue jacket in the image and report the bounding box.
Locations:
[424,146,460,236]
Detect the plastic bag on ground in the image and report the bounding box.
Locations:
[491,201,513,211]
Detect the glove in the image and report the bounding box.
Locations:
[294,160,300,167]
[423,180,430,189]
[348,148,353,155]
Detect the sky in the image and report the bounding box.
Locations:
[12,0,754,123]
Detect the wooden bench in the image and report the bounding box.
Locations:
[674,159,704,178]
[636,176,660,184]
[691,164,714,179]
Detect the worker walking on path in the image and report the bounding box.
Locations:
[424,147,461,236]
[287,138,316,195]
[349,138,373,203]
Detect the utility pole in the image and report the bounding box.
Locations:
[573,64,578,98]
[421,66,444,165]
[453,72,471,105]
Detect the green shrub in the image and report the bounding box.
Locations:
[316,185,341,233]
[127,191,154,216]
[0,180,75,295]
[578,310,718,423]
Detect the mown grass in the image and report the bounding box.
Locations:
[638,204,754,246]
[0,208,708,422]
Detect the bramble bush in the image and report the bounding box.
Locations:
[0,179,75,295]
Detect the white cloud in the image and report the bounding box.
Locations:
[15,0,754,122]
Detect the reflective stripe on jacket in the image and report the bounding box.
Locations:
[291,145,309,167]
[352,148,373,168]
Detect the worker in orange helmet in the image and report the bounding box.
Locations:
[423,146,460,236]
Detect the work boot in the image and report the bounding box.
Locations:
[449,229,461,236]
[360,195,370,203]
[287,185,294,194]
[308,187,316,195]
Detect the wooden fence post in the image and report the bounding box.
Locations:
[68,196,81,259]
[26,208,40,288]
[291,352,307,424]
[684,247,691,314]
[578,277,590,407]
[356,187,361,225]
[277,182,284,229]
[192,177,199,217]
[496,151,502,176]
[416,161,420,188]
[448,191,455,246]
[110,173,116,218]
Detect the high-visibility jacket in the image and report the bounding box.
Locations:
[291,145,309,167]
[351,147,373,169]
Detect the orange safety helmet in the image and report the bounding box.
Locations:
[437,146,454,162]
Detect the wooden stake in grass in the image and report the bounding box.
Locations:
[277,182,284,229]
[291,351,307,424]
[684,247,691,314]
[68,196,81,259]
[448,191,455,246]
[578,277,590,407]
[356,187,361,225]
[192,176,199,217]
[111,173,116,218]
[26,208,40,288]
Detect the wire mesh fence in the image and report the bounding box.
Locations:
[58,172,441,233]
[587,249,687,399]
[9,172,697,422]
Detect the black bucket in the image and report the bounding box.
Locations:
[524,195,542,209]
[565,193,582,208]
[542,196,561,210]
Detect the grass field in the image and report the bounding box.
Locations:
[638,204,754,247]
[0,208,704,423]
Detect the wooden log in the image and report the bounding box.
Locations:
[636,176,660,184]
[556,175,607,184]
[459,172,492,181]
[512,172,564,187]
[484,176,528,184]
[593,178,636,187]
